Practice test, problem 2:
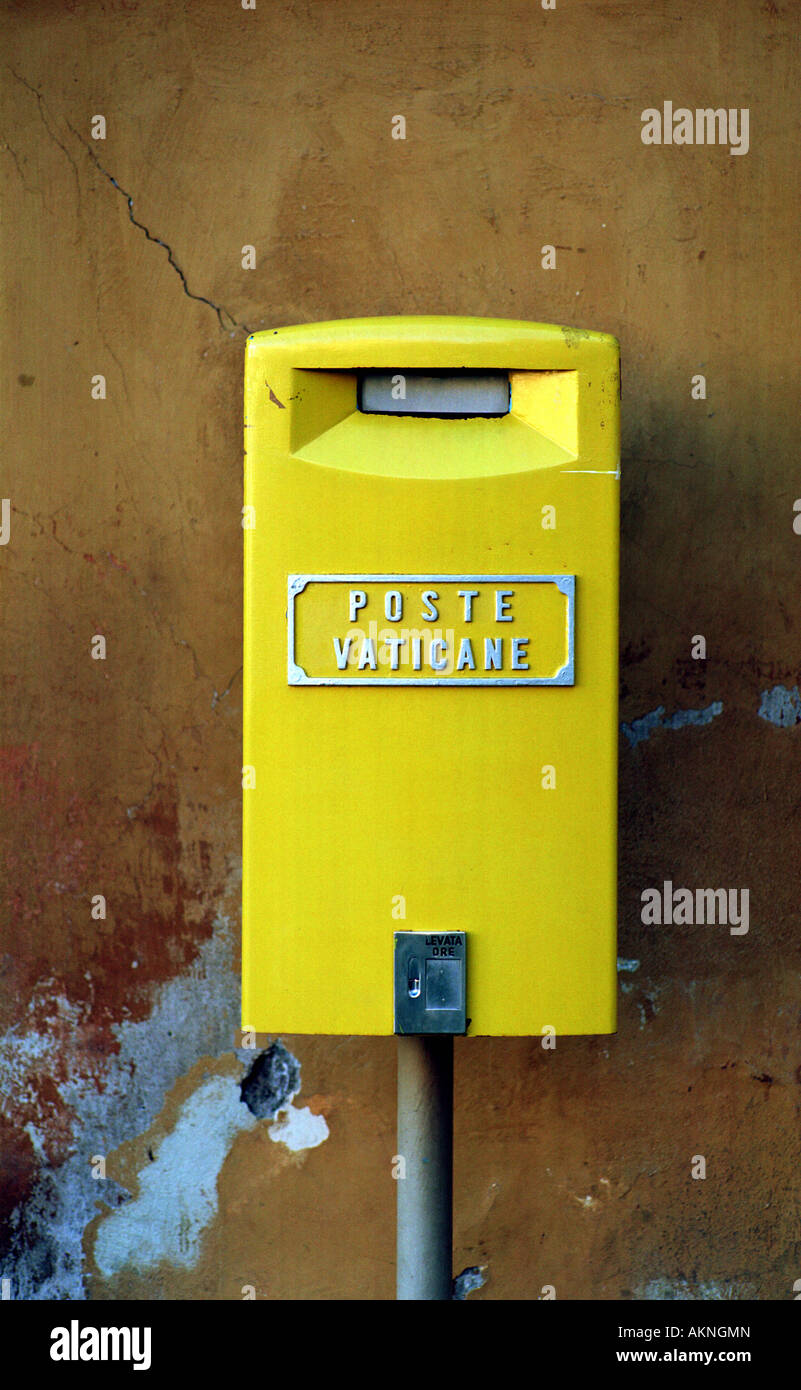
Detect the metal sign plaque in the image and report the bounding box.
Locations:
[288,574,575,686]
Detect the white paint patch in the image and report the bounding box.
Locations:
[94,1075,256,1277]
[268,1103,329,1152]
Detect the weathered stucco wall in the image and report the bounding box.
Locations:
[1,0,799,1300]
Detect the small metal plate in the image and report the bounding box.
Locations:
[394,931,467,1035]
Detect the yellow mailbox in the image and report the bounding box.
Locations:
[242,316,619,1037]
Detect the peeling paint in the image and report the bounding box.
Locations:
[241,1042,328,1152]
[94,1076,256,1277]
[621,701,724,749]
[757,684,801,727]
[1,921,327,1296]
[1,916,242,1300]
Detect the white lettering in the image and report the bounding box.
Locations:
[333,637,353,669]
[349,589,367,622]
[421,590,439,622]
[358,639,377,670]
[458,588,479,621]
[456,638,475,671]
[512,637,529,670]
[485,638,502,670]
[430,639,448,671]
[385,589,403,621]
[385,635,406,670]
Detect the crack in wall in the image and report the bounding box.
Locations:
[2,136,42,198]
[10,67,246,333]
[67,125,247,335]
[8,67,81,210]
[211,666,242,710]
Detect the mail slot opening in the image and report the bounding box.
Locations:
[358,370,510,418]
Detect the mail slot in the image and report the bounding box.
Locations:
[242,316,620,1036]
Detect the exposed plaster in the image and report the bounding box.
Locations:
[93,1075,256,1278]
[240,1041,300,1119]
[240,1042,330,1152]
[2,917,240,1299]
[1,918,328,1296]
[453,1265,487,1299]
[757,685,801,727]
[621,701,724,749]
[91,1044,330,1277]
[636,1276,757,1300]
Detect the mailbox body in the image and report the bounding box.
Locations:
[242,317,620,1036]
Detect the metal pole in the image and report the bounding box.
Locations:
[396,1034,453,1300]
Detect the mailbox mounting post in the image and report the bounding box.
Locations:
[394,929,465,1299]
[396,1035,454,1301]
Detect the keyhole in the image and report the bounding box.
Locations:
[408,956,421,999]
